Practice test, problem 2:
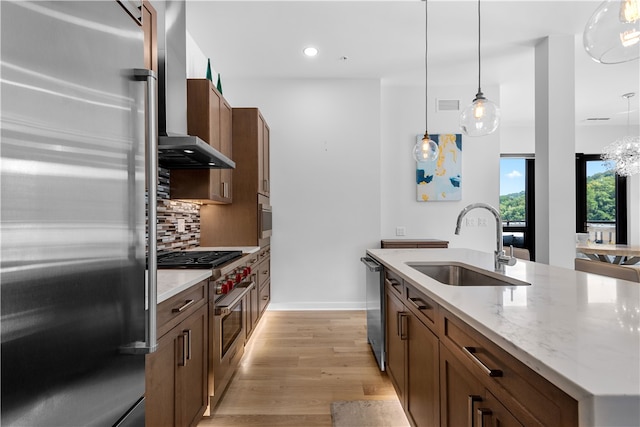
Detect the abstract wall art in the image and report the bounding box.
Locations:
[416,133,462,201]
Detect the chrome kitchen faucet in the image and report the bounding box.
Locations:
[455,202,517,272]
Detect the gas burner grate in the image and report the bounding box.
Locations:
[156,250,242,269]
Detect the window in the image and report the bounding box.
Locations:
[500,156,535,260]
[575,154,627,244]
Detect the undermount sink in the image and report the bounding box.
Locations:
[408,262,530,287]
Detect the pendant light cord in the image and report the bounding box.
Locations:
[477,0,482,94]
[425,0,429,132]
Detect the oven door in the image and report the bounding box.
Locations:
[210,281,254,403]
[259,203,272,239]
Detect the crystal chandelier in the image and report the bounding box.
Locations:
[601,92,640,176]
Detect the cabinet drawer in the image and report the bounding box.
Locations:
[157,280,208,338]
[245,252,261,271]
[439,308,578,426]
[405,283,438,331]
[258,259,270,286]
[259,245,270,261]
[259,279,270,314]
[385,270,404,297]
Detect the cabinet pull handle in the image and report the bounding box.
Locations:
[172,299,195,313]
[262,296,268,300]
[463,346,503,377]
[398,312,408,340]
[179,332,188,367]
[468,395,482,427]
[185,329,192,360]
[387,278,402,293]
[476,408,492,427]
[408,296,430,310]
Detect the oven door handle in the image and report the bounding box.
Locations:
[215,281,255,317]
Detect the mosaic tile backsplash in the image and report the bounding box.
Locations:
[156,167,200,251]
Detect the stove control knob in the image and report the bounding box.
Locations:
[245,266,252,275]
[234,273,242,284]
[215,282,224,294]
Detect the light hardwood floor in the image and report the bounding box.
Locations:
[197,310,398,427]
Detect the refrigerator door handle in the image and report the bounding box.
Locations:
[121,68,158,355]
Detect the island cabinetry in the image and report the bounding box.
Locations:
[385,271,439,427]
[171,79,233,204]
[439,308,578,427]
[146,281,209,427]
[382,272,579,427]
[439,344,485,427]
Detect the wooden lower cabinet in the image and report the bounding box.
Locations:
[147,294,208,427]
[257,246,271,316]
[439,344,484,427]
[385,285,439,427]
[381,239,449,249]
[384,274,578,427]
[406,313,439,427]
[385,289,405,402]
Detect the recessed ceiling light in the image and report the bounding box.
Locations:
[303,47,318,57]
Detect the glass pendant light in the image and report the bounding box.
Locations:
[460,0,500,137]
[413,0,439,163]
[601,92,640,176]
[584,0,640,64]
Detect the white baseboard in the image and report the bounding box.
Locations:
[266,301,366,311]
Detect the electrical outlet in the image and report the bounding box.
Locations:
[177,218,186,233]
[465,218,476,227]
[396,226,406,236]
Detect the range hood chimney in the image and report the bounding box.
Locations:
[157,0,235,169]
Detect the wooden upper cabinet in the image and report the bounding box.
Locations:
[261,117,270,196]
[249,110,270,197]
[170,79,233,204]
[141,0,157,73]
[381,239,449,249]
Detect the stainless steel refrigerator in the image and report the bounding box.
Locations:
[1,1,158,425]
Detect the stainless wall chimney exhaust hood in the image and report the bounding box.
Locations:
[158,135,235,169]
[157,0,234,170]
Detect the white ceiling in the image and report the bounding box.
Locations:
[186,0,640,128]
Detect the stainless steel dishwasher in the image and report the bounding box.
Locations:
[360,255,385,371]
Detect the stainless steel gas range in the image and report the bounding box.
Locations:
[157,249,256,407]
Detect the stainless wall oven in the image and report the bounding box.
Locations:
[258,192,272,245]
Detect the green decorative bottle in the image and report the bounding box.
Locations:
[206,58,213,82]
[216,73,223,94]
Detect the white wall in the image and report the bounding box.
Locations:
[221,78,381,310]
[381,83,501,255]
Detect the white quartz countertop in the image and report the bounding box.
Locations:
[367,248,640,427]
[188,246,260,254]
[156,246,260,303]
[157,269,212,303]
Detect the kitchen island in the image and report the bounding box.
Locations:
[368,248,640,427]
